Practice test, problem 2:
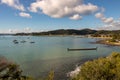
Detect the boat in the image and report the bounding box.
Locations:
[67,47,97,51]
[13,40,19,44]
[13,41,19,44]
[20,40,26,43]
[13,40,17,42]
[30,41,35,43]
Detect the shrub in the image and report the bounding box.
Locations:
[72,52,120,80]
[0,63,54,80]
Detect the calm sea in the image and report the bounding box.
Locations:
[0,36,120,80]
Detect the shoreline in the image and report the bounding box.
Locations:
[95,39,120,46]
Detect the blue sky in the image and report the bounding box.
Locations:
[0,0,120,33]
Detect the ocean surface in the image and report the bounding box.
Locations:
[0,36,120,80]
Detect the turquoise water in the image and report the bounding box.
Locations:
[0,36,120,79]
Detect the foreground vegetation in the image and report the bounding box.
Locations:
[1,52,120,80]
[0,61,54,80]
[72,52,120,80]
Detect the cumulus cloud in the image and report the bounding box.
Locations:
[103,17,114,24]
[1,0,25,11]
[19,12,32,18]
[69,14,82,20]
[95,13,104,19]
[95,12,120,30]
[29,0,99,20]
[97,23,120,30]
[95,13,114,24]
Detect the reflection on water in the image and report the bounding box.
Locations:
[0,36,120,80]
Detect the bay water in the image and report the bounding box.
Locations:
[0,36,120,80]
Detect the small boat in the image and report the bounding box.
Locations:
[67,47,97,51]
[13,40,17,42]
[13,40,19,44]
[13,41,19,44]
[30,41,35,43]
[20,40,26,43]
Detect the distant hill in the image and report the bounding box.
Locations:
[14,29,120,36]
[15,29,97,36]
[0,34,13,36]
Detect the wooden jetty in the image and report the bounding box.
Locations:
[67,47,97,51]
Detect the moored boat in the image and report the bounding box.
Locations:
[67,47,97,51]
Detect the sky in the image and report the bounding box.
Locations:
[0,0,120,33]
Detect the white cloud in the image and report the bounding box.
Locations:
[29,0,99,20]
[69,14,82,20]
[95,12,120,30]
[97,23,120,30]
[95,13,104,19]
[103,17,114,24]
[1,0,25,11]
[19,12,32,18]
[95,12,114,24]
